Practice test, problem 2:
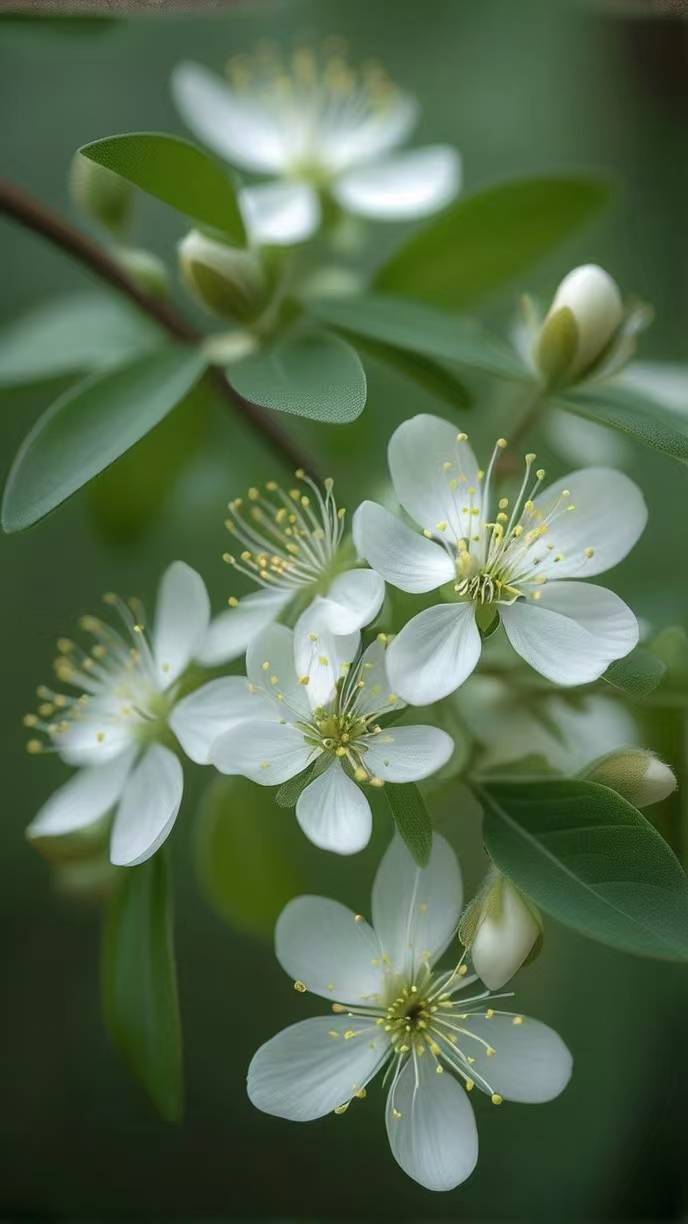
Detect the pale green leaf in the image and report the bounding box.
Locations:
[228,330,366,423]
[603,646,666,699]
[558,384,688,466]
[385,783,432,868]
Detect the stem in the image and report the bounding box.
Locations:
[0,176,318,475]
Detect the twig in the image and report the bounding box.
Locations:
[0,176,318,475]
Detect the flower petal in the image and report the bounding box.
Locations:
[528,467,647,580]
[386,1051,478,1192]
[352,501,454,593]
[170,676,275,765]
[372,833,463,978]
[293,608,360,710]
[171,62,287,172]
[326,93,419,171]
[388,414,482,543]
[210,718,313,784]
[56,714,136,768]
[387,603,481,705]
[246,623,310,721]
[335,145,461,219]
[362,725,454,783]
[196,589,291,667]
[275,896,384,1006]
[27,747,136,839]
[354,637,405,717]
[501,583,638,685]
[240,180,320,246]
[152,560,210,686]
[247,1016,389,1122]
[110,744,183,867]
[314,568,385,635]
[460,1014,572,1104]
[296,761,372,855]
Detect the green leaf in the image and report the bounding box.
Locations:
[480,778,688,961]
[374,176,612,308]
[651,626,688,692]
[310,292,528,381]
[385,783,432,868]
[228,330,366,423]
[0,291,163,386]
[353,335,472,411]
[603,646,666,699]
[2,345,207,531]
[558,385,688,466]
[275,754,331,809]
[195,776,304,938]
[101,852,182,1121]
[80,132,245,243]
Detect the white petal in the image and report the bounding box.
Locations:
[546,264,623,377]
[240,181,320,246]
[387,603,481,705]
[196,589,291,667]
[110,744,183,867]
[354,637,405,718]
[247,1016,389,1122]
[352,501,454,593]
[152,561,211,686]
[461,1014,572,1104]
[501,583,638,685]
[372,833,462,978]
[170,676,274,765]
[210,718,313,784]
[171,62,287,172]
[27,748,136,839]
[275,896,384,1005]
[296,762,372,855]
[315,568,386,634]
[529,467,646,580]
[56,714,136,767]
[326,93,419,171]
[335,145,461,219]
[362,725,454,783]
[293,603,360,710]
[388,414,482,543]
[246,623,310,721]
[386,1051,478,1192]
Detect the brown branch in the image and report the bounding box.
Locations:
[0,176,317,475]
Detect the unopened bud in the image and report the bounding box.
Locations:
[535,264,624,387]
[178,229,269,323]
[460,871,541,990]
[115,247,169,299]
[584,748,676,808]
[69,153,133,236]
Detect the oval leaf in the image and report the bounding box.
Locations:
[385,783,432,868]
[228,330,366,423]
[603,645,666,699]
[558,384,688,466]
[481,778,688,961]
[80,132,245,243]
[375,176,612,309]
[2,345,207,531]
[101,852,183,1121]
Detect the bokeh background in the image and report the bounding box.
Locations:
[1,0,688,1219]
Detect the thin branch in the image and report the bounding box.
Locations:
[0,176,318,475]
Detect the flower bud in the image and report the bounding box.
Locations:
[584,748,676,808]
[535,264,624,386]
[115,247,169,299]
[460,871,542,990]
[178,230,269,323]
[69,153,133,236]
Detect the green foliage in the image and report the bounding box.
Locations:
[480,778,688,961]
[374,176,612,308]
[558,384,688,465]
[2,345,207,531]
[384,783,433,867]
[80,132,246,243]
[0,291,163,386]
[101,852,183,1122]
[228,330,366,423]
[651,626,688,695]
[310,292,529,380]
[603,645,667,699]
[350,334,472,411]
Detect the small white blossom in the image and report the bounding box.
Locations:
[353,414,646,705]
[248,834,572,1192]
[25,562,250,866]
[208,623,453,855]
[461,871,542,991]
[172,45,461,246]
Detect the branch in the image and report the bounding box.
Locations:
[0,176,318,475]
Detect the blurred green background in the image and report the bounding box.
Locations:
[1,0,687,1219]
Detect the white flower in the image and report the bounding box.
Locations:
[25,562,251,867]
[199,471,384,667]
[208,623,453,855]
[353,414,646,704]
[247,833,572,1192]
[172,46,461,246]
